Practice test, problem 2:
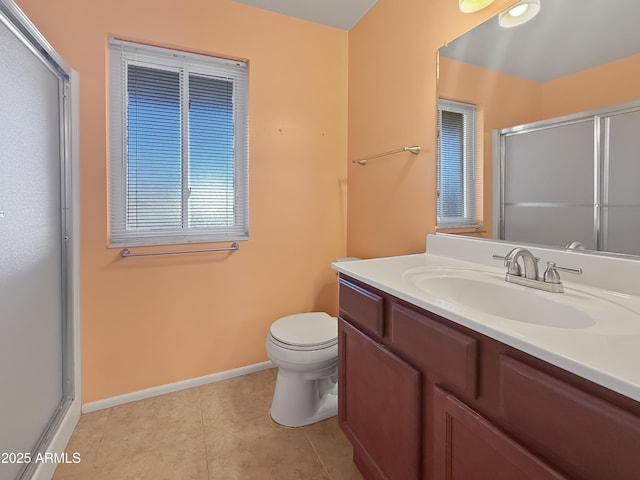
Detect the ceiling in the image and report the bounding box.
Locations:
[440,0,640,82]
[232,0,378,31]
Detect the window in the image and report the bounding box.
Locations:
[109,39,249,247]
[436,99,479,229]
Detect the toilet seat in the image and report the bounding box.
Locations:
[269,334,337,352]
[269,312,337,351]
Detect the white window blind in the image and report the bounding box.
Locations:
[109,39,249,247]
[437,99,480,229]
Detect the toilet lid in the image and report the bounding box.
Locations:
[270,312,337,347]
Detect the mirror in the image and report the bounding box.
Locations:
[438,0,640,258]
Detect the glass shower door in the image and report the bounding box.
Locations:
[0,4,73,479]
[501,118,596,249]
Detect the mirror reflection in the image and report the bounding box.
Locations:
[438,0,640,257]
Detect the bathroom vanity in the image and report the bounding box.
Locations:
[333,235,640,480]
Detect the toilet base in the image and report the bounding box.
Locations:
[270,369,338,427]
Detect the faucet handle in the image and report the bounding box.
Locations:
[543,261,583,284]
[565,241,586,251]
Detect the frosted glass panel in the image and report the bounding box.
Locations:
[504,120,594,204]
[0,17,64,480]
[604,206,640,256]
[607,110,640,205]
[504,205,595,249]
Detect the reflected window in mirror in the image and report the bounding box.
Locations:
[437,99,481,229]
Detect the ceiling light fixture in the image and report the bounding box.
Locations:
[499,0,541,27]
[459,0,496,13]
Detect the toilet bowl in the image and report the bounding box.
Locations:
[266,312,338,427]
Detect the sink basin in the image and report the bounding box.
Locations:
[402,267,597,329]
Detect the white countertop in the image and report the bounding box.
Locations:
[332,250,640,402]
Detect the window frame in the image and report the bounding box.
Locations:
[436,98,480,229]
[108,38,249,247]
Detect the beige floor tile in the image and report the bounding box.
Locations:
[95,387,204,457]
[55,387,208,480]
[52,409,110,480]
[52,369,361,480]
[200,369,276,424]
[54,443,208,480]
[80,438,208,480]
[205,413,331,480]
[304,417,364,480]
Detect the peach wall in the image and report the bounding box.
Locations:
[16,0,347,402]
[347,0,514,259]
[541,54,640,119]
[438,53,640,136]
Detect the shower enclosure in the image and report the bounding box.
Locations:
[0,1,80,479]
[493,100,640,256]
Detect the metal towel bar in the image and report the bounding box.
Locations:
[352,145,421,166]
[120,242,239,258]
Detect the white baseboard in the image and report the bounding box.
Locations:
[82,361,274,413]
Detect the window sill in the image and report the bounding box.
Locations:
[108,232,248,249]
[436,226,487,235]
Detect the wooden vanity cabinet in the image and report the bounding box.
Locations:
[338,275,640,480]
[339,320,422,480]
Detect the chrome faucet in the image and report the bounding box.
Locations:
[493,247,582,293]
[504,247,539,280]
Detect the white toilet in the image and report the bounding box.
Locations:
[266,312,338,427]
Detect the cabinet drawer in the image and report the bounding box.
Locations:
[390,303,478,398]
[339,278,385,337]
[500,356,640,480]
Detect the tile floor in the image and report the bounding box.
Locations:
[53,369,363,480]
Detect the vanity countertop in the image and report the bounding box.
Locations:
[332,251,640,403]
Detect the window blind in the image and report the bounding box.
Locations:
[437,99,480,228]
[109,39,249,247]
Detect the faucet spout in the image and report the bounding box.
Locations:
[504,247,539,280]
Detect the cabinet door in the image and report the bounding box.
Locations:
[339,319,422,480]
[433,387,567,480]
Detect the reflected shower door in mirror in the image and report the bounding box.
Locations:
[437,0,640,257]
[494,101,640,256]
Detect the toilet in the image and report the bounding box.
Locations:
[266,312,338,427]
